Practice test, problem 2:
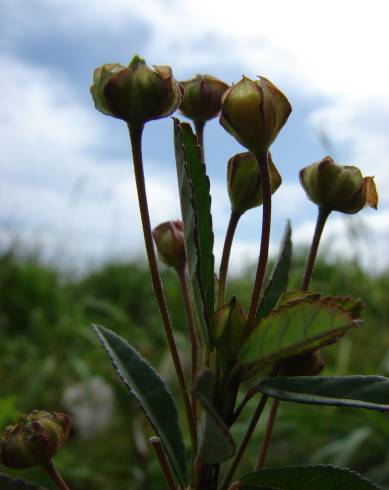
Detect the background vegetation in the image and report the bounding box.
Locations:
[1,246,389,489]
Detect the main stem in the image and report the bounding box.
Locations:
[128,123,197,453]
[218,211,241,307]
[42,460,70,490]
[246,152,272,331]
[301,207,330,291]
[178,267,199,427]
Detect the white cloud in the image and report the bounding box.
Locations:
[2,0,389,272]
[0,54,181,265]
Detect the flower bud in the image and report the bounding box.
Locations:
[212,297,246,362]
[179,75,229,122]
[0,411,69,469]
[220,76,291,153]
[227,152,282,215]
[91,55,182,124]
[300,156,378,214]
[152,220,186,270]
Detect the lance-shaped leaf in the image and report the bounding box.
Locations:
[238,465,381,489]
[193,369,235,464]
[0,474,47,490]
[93,325,187,485]
[238,299,360,372]
[256,221,292,322]
[174,118,214,346]
[256,375,389,412]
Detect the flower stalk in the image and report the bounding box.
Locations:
[246,152,272,331]
[128,123,197,453]
[218,211,241,307]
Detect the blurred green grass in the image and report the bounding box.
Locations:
[1,246,389,489]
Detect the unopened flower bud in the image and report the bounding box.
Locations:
[212,297,246,362]
[152,221,186,270]
[0,411,69,469]
[227,152,282,215]
[300,156,378,214]
[91,55,182,124]
[179,75,229,122]
[220,76,291,153]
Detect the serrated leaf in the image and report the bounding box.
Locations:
[238,300,360,373]
[321,296,365,319]
[256,375,389,412]
[93,325,187,485]
[174,118,214,346]
[0,474,47,490]
[238,465,381,489]
[256,221,292,322]
[193,370,235,464]
[276,291,321,308]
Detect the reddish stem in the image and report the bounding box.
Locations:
[42,460,70,490]
[246,152,272,331]
[128,123,197,453]
[218,211,241,307]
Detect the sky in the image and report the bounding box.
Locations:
[1,0,389,273]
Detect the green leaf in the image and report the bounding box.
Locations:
[238,299,360,373]
[93,325,187,485]
[275,291,321,308]
[0,474,47,490]
[239,465,381,489]
[321,295,365,319]
[174,118,214,346]
[256,375,389,412]
[256,221,292,322]
[193,369,235,464]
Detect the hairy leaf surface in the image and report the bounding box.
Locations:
[256,375,389,411]
[93,325,187,485]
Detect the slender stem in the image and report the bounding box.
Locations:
[149,437,178,490]
[194,120,205,156]
[42,460,70,490]
[230,386,257,425]
[177,267,199,428]
[301,207,330,291]
[218,211,241,307]
[246,152,272,331]
[128,123,197,452]
[255,208,330,470]
[255,399,279,469]
[221,395,268,490]
[228,483,243,490]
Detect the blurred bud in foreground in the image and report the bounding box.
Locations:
[227,152,282,215]
[212,297,246,362]
[0,411,69,469]
[152,220,186,271]
[300,156,378,214]
[179,75,229,123]
[220,76,291,154]
[91,55,182,124]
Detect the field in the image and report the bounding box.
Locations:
[1,247,389,489]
